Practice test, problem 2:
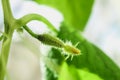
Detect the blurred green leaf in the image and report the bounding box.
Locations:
[46,23,120,80]
[45,67,57,80]
[33,0,94,31]
[59,62,103,80]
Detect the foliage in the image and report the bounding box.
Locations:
[33,0,120,80]
[46,24,120,80]
[59,62,103,80]
[34,0,94,31]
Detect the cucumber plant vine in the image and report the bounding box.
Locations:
[0,0,81,80]
[1,0,120,80]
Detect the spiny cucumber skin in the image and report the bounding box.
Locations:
[64,45,81,55]
[37,34,64,48]
[37,34,81,57]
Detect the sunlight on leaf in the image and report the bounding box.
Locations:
[58,62,103,80]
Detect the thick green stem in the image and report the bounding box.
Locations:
[1,29,13,64]
[2,0,14,24]
[0,0,14,80]
[17,14,58,33]
[0,30,13,80]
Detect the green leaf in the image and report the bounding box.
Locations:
[46,23,120,80]
[45,67,57,80]
[59,62,103,80]
[33,0,94,31]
